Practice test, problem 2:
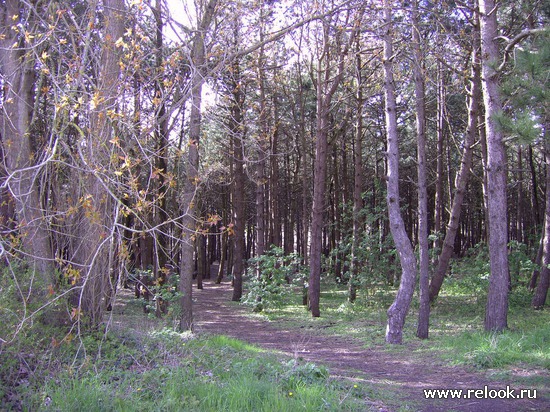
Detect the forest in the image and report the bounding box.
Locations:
[0,0,549,410]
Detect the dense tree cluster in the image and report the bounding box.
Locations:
[1,0,548,344]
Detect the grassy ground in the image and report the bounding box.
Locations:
[0,291,375,411]
[37,333,372,411]
[1,248,548,411]
[248,264,550,391]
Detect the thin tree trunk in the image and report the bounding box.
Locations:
[429,26,482,302]
[179,0,218,331]
[308,7,363,318]
[308,58,330,316]
[231,57,246,302]
[349,40,363,303]
[153,0,170,280]
[255,12,268,260]
[434,62,445,253]
[413,0,430,339]
[516,147,524,243]
[383,0,417,344]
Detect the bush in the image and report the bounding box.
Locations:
[242,246,306,311]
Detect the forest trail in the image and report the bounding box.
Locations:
[193,280,547,412]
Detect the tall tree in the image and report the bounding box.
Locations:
[412,0,430,339]
[479,0,509,331]
[230,54,247,302]
[0,0,55,285]
[179,0,218,331]
[348,38,364,303]
[71,0,126,325]
[429,13,482,303]
[383,0,417,344]
[308,1,363,317]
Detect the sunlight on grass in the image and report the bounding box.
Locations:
[241,272,550,376]
[204,334,267,353]
[41,334,372,412]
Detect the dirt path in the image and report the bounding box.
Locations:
[193,281,547,412]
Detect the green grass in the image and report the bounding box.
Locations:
[37,333,371,412]
[252,269,550,374]
[1,310,374,411]
[2,248,549,410]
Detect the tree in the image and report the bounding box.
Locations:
[383,0,417,344]
[0,0,55,286]
[74,0,126,325]
[412,0,430,339]
[479,0,509,332]
[429,8,482,303]
[348,37,364,303]
[308,1,363,318]
[179,0,219,331]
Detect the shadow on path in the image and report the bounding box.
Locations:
[193,281,547,412]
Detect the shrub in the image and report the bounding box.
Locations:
[242,246,306,311]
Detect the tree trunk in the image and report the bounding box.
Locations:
[179,0,218,331]
[309,72,330,317]
[349,40,363,303]
[72,0,126,325]
[532,143,550,308]
[255,13,268,260]
[383,0,417,344]
[433,62,446,253]
[153,0,170,279]
[0,0,54,284]
[412,0,430,339]
[429,26,482,302]
[230,57,246,302]
[479,0,509,332]
[308,7,363,318]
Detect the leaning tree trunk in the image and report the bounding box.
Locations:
[479,0,509,332]
[383,0,417,345]
[429,25,482,302]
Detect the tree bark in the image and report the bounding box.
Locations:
[0,0,54,284]
[532,143,550,308]
[308,6,363,318]
[153,0,170,279]
[349,39,363,303]
[71,0,126,325]
[230,57,246,302]
[179,0,218,331]
[433,62,445,253]
[479,0,509,332]
[383,0,417,344]
[429,25,482,303]
[412,0,430,339]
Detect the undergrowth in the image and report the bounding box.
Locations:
[252,243,550,374]
[37,333,369,412]
[0,295,372,411]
